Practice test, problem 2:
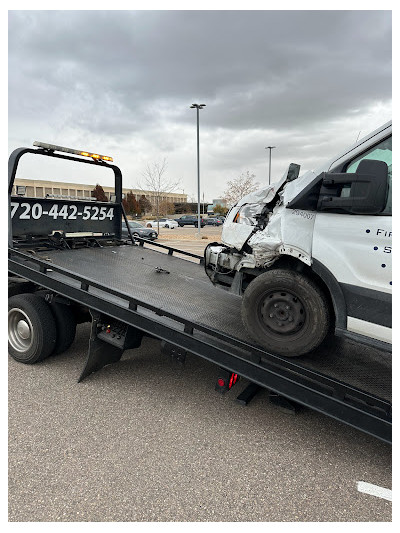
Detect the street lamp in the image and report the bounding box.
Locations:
[265,146,276,185]
[190,103,206,235]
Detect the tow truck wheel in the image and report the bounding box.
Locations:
[8,293,57,364]
[241,269,330,357]
[36,291,77,355]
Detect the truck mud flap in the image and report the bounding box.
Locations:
[78,311,143,382]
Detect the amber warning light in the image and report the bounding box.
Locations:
[33,141,113,162]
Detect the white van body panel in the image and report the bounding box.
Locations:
[312,213,392,294]
[207,121,392,349]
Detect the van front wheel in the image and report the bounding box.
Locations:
[241,269,330,357]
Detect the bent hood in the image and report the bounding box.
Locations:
[221,163,301,250]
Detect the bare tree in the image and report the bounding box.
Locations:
[158,200,175,217]
[223,171,259,207]
[213,203,228,216]
[140,158,180,233]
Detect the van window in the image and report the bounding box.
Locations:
[345,136,392,214]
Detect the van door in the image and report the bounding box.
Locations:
[311,135,392,343]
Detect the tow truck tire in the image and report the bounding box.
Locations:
[50,303,77,355]
[241,269,330,357]
[8,293,57,364]
[36,292,77,355]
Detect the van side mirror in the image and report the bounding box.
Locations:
[286,163,301,182]
[317,159,388,214]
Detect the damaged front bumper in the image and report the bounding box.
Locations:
[204,239,281,293]
[204,238,280,294]
[204,242,244,291]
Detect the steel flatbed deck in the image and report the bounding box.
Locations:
[8,240,392,443]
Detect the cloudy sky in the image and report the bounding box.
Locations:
[8,9,392,202]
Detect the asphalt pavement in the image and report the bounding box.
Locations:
[8,228,392,522]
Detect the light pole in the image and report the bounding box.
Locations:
[265,146,276,185]
[190,103,206,235]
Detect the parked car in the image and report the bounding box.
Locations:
[206,217,224,226]
[121,220,158,240]
[175,215,206,227]
[146,218,178,229]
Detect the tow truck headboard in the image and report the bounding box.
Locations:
[8,142,123,249]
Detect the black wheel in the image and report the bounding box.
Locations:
[36,291,77,355]
[241,269,330,357]
[178,223,183,227]
[132,232,140,238]
[8,293,57,364]
[165,224,169,228]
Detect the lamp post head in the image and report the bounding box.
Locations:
[265,146,276,150]
[190,103,206,109]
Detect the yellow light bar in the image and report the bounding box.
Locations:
[33,141,113,162]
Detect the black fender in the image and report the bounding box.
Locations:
[311,258,347,330]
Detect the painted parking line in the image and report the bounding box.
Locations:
[357,481,392,501]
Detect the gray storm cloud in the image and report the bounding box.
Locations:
[8,10,391,197]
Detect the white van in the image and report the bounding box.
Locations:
[205,121,392,357]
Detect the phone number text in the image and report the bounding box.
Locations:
[11,202,115,221]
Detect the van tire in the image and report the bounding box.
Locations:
[8,293,57,364]
[241,269,330,357]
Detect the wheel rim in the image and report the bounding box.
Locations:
[259,290,306,335]
[8,307,34,352]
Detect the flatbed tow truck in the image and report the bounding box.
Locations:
[8,143,391,444]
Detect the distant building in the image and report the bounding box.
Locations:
[12,178,187,209]
[207,198,227,215]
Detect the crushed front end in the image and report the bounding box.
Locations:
[204,163,315,294]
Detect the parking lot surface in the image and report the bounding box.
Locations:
[8,231,392,522]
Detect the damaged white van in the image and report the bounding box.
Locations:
[205,121,392,357]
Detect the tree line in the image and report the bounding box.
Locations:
[92,160,260,217]
[91,184,212,217]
